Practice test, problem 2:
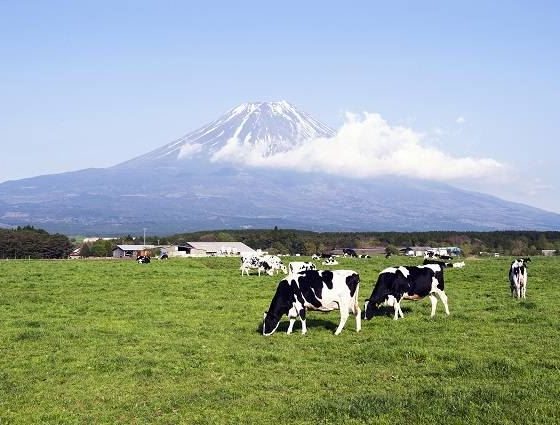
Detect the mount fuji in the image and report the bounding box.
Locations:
[1,101,560,235]
[118,101,334,169]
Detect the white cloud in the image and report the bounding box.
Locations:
[456,116,466,124]
[211,111,505,182]
[178,143,203,159]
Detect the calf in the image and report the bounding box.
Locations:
[262,270,361,336]
[288,261,317,274]
[364,264,449,320]
[509,258,530,298]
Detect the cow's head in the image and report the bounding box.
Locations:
[262,279,293,336]
[363,298,379,320]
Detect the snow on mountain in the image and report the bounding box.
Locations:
[117,100,335,168]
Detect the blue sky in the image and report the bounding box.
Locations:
[1,1,559,212]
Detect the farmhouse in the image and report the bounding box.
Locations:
[112,245,156,258]
[162,242,256,258]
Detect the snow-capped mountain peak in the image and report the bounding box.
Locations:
[117,101,335,168]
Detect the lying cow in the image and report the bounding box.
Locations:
[509,257,530,298]
[364,264,449,320]
[137,255,151,264]
[322,257,339,266]
[422,258,465,269]
[262,269,361,336]
[288,261,317,274]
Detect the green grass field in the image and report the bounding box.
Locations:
[1,256,559,424]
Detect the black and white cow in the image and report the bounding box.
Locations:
[343,248,358,258]
[422,258,465,269]
[288,261,317,274]
[259,255,288,276]
[137,255,151,264]
[322,257,339,266]
[364,264,449,320]
[262,269,361,336]
[509,257,530,298]
[358,254,371,259]
[240,254,287,276]
[240,253,262,276]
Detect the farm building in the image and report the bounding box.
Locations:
[400,246,462,257]
[112,245,156,258]
[161,242,256,258]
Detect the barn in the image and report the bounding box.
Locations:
[162,242,256,258]
[112,245,156,258]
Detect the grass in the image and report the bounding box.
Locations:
[0,256,559,424]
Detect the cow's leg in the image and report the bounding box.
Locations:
[286,318,296,334]
[334,301,349,335]
[435,290,450,315]
[393,302,400,320]
[354,305,362,332]
[397,302,404,319]
[298,309,307,335]
[429,294,438,317]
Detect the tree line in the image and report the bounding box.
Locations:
[162,228,560,257]
[0,226,73,259]
[2,226,559,259]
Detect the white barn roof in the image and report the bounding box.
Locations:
[184,242,255,253]
[113,245,156,251]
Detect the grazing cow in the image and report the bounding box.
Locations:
[322,257,339,266]
[364,264,449,320]
[240,253,263,276]
[509,258,530,298]
[343,248,358,258]
[358,254,371,259]
[288,261,317,274]
[137,255,151,264]
[262,269,361,336]
[259,255,288,276]
[311,254,321,260]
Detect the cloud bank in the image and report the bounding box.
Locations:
[211,111,504,182]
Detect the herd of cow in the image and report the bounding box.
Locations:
[137,249,530,336]
[240,251,532,337]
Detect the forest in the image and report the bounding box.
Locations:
[2,226,559,259]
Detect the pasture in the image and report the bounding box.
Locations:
[1,256,559,424]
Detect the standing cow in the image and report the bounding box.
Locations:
[509,258,530,298]
[364,264,449,320]
[262,269,361,336]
